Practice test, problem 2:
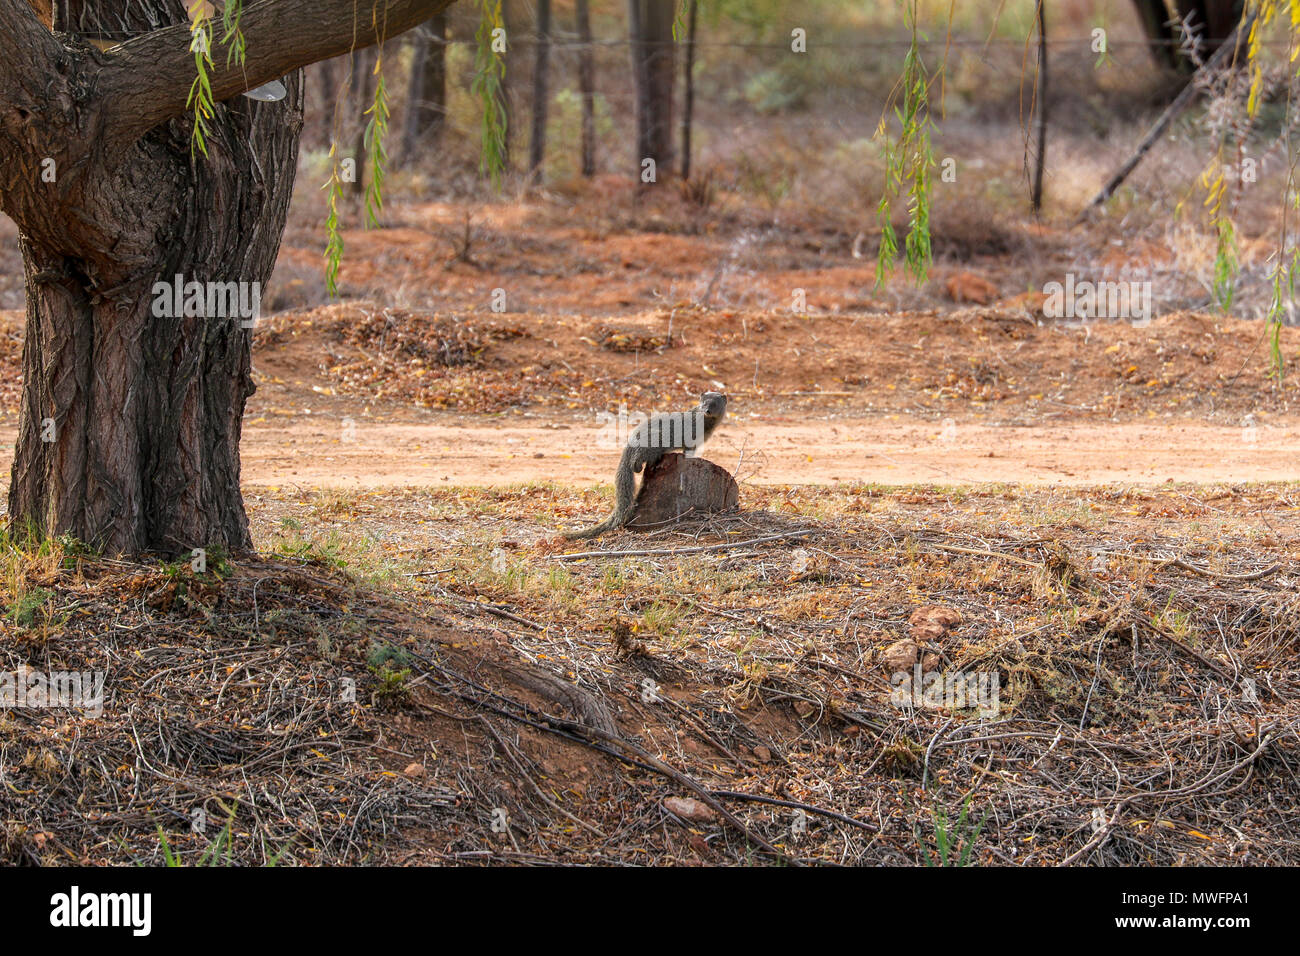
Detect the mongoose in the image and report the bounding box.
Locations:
[565,391,728,539]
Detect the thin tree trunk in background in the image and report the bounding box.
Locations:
[528,0,551,181]
[422,13,448,145]
[402,30,427,161]
[680,0,698,180]
[1173,0,1246,63]
[576,0,596,176]
[628,0,676,182]
[1031,0,1047,212]
[1129,0,1181,70]
[350,46,378,199]
[1130,1,1245,75]
[318,56,340,149]
[401,13,447,164]
[501,0,516,169]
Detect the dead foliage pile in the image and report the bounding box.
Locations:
[254,304,579,412]
[590,323,674,353]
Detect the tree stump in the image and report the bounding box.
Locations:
[627,454,738,530]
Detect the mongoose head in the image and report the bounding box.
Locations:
[700,391,727,420]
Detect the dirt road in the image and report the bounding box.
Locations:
[4,417,1280,489]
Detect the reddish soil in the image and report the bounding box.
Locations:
[1,197,1297,490]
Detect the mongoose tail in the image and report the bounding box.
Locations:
[563,449,637,539]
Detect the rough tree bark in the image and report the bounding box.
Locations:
[628,0,676,181]
[0,0,455,555]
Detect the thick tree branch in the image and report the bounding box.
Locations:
[0,0,62,88]
[99,0,455,148]
[0,0,69,206]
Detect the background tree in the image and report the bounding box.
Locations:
[1130,0,1246,70]
[628,0,676,180]
[576,0,597,177]
[679,0,699,180]
[529,0,551,181]
[401,12,449,163]
[349,45,380,199]
[0,0,456,555]
[500,0,517,169]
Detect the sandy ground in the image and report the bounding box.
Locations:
[3,417,1283,490]
[238,418,1299,487]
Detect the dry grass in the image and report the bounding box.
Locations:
[5,482,1288,865]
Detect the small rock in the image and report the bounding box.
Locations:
[910,622,947,643]
[945,271,999,305]
[909,605,963,630]
[663,796,716,823]
[909,606,962,642]
[921,653,940,671]
[753,745,772,763]
[403,762,426,778]
[883,639,920,671]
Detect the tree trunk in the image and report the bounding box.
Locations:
[575,0,597,177]
[318,56,341,149]
[350,46,379,199]
[679,0,698,180]
[0,0,457,556]
[4,0,302,556]
[1133,0,1247,72]
[528,0,551,181]
[400,12,447,164]
[628,0,676,181]
[1031,0,1046,212]
[1173,0,1245,62]
[1,3,302,556]
[1129,0,1181,70]
[500,0,516,169]
[628,454,738,529]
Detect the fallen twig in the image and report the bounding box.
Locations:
[553,529,815,561]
